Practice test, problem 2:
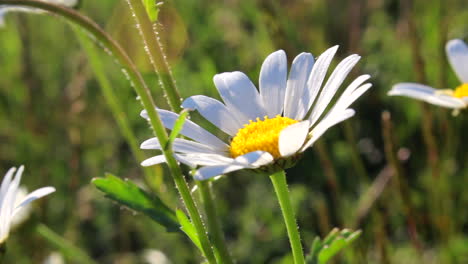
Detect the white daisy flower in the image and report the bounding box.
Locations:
[388,39,468,110]
[0,166,55,244]
[141,46,372,180]
[0,0,79,26]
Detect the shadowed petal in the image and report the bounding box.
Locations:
[389,83,465,109]
[141,109,229,150]
[182,95,243,136]
[446,39,468,83]
[213,72,267,123]
[13,187,55,217]
[194,151,273,180]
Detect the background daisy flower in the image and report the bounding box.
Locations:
[0,0,79,26]
[388,39,468,110]
[141,46,372,180]
[0,166,55,244]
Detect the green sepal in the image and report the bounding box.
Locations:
[92,173,179,232]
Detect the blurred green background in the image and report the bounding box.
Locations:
[0,0,467,263]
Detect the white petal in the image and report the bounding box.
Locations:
[279,121,310,157]
[12,187,55,218]
[141,155,167,167]
[259,50,288,117]
[389,83,465,109]
[193,151,273,180]
[213,72,267,123]
[182,95,243,136]
[194,164,249,181]
[309,54,361,126]
[335,74,371,102]
[141,137,225,155]
[178,153,235,166]
[283,53,315,119]
[301,109,355,151]
[234,151,274,167]
[331,83,372,114]
[141,109,229,150]
[446,39,468,83]
[303,46,339,120]
[0,167,16,203]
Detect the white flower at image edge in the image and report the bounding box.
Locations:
[141,46,372,180]
[388,39,468,110]
[0,166,55,244]
[0,0,79,26]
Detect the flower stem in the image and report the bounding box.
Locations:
[198,181,234,264]
[0,1,216,262]
[269,170,305,264]
[125,0,182,112]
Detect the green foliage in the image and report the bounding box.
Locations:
[36,224,98,264]
[92,173,179,232]
[306,228,361,264]
[167,109,189,148]
[176,209,203,252]
[142,0,159,22]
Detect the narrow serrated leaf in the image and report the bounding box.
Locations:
[322,227,339,245]
[92,173,179,232]
[143,0,159,22]
[176,210,202,251]
[166,109,189,149]
[318,239,347,264]
[318,229,361,264]
[305,236,322,264]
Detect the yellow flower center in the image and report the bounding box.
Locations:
[230,116,298,159]
[454,83,468,98]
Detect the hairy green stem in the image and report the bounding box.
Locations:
[126,0,182,112]
[0,1,215,262]
[381,111,423,253]
[73,27,162,190]
[270,170,305,264]
[198,181,234,264]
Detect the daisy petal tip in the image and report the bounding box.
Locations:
[446,39,466,53]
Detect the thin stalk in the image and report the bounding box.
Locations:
[36,224,98,264]
[128,0,231,256]
[0,1,215,262]
[400,0,440,180]
[126,0,182,112]
[73,27,161,189]
[381,111,423,253]
[269,170,305,264]
[314,140,342,224]
[198,181,234,264]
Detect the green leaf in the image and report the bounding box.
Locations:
[318,230,362,264]
[166,109,189,149]
[36,224,98,264]
[176,209,202,251]
[143,0,160,22]
[306,229,362,264]
[92,173,179,232]
[305,237,322,263]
